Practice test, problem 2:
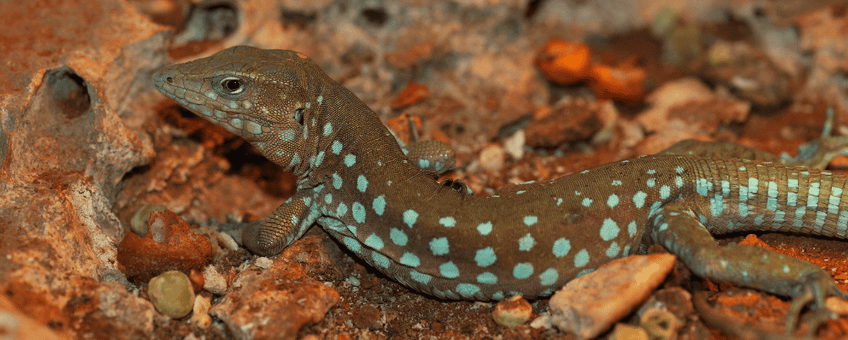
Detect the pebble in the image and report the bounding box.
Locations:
[492,295,533,327]
[639,308,680,340]
[636,287,693,327]
[549,253,676,338]
[190,295,212,328]
[254,257,273,269]
[828,296,848,315]
[117,210,216,281]
[352,305,382,330]
[217,231,240,251]
[478,144,506,172]
[609,324,649,340]
[502,130,525,160]
[129,205,166,237]
[148,270,195,318]
[529,314,551,329]
[202,265,227,295]
[188,269,204,292]
[345,276,361,287]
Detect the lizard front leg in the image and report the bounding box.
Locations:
[241,190,322,256]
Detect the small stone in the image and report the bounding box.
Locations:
[639,308,680,340]
[130,205,167,237]
[529,314,551,329]
[524,99,604,148]
[217,231,240,251]
[189,269,204,292]
[492,295,533,327]
[827,296,848,316]
[202,265,228,295]
[190,295,212,328]
[148,270,195,318]
[549,253,676,338]
[352,305,382,330]
[609,323,649,340]
[389,82,430,109]
[503,130,525,160]
[478,144,506,172]
[117,210,216,281]
[636,287,693,325]
[534,39,592,85]
[255,257,273,269]
[0,294,61,340]
[346,276,361,287]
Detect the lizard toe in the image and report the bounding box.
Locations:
[786,271,844,337]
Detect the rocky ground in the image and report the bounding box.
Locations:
[3,0,848,339]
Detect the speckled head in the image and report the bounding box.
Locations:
[153,46,330,173]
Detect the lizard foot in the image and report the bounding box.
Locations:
[785,271,848,338]
[783,107,848,169]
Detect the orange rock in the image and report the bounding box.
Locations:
[385,113,422,145]
[587,63,647,103]
[390,82,430,109]
[117,210,216,281]
[534,39,592,85]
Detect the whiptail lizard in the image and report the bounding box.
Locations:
[154,46,848,335]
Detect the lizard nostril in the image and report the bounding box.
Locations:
[165,76,174,83]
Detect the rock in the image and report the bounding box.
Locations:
[210,236,340,340]
[609,324,649,340]
[634,78,750,154]
[492,295,533,327]
[503,130,525,160]
[129,205,167,237]
[529,314,551,329]
[478,145,507,172]
[148,270,195,318]
[0,293,61,340]
[390,82,430,109]
[217,230,240,251]
[549,253,676,339]
[699,40,791,108]
[534,39,592,85]
[524,98,604,148]
[637,78,749,135]
[639,308,680,340]
[587,62,647,103]
[0,0,169,338]
[352,305,383,330]
[190,295,213,328]
[636,287,693,329]
[202,265,228,295]
[828,296,848,316]
[117,210,216,281]
[254,257,273,269]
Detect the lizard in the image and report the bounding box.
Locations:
[154,45,848,335]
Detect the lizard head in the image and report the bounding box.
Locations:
[154,46,331,173]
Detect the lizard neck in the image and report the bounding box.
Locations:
[257,80,418,186]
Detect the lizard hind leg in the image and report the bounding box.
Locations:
[647,200,848,337]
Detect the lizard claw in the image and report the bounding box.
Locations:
[785,271,847,337]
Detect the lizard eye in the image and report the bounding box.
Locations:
[293,107,305,125]
[219,77,244,94]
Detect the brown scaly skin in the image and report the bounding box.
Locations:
[155,46,848,336]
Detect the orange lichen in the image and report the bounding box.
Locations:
[117,210,216,281]
[534,39,592,85]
